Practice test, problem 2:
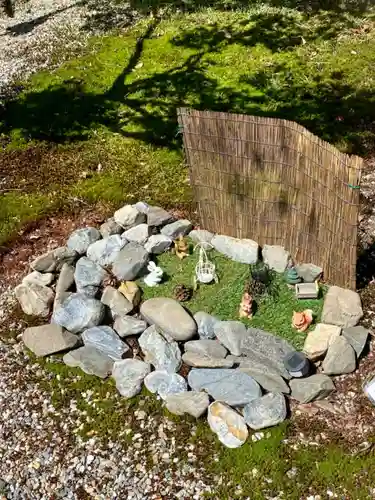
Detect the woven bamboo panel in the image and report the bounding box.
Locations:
[177,108,362,289]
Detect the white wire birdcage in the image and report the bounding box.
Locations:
[194,243,218,285]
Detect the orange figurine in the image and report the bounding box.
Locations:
[239,281,253,319]
[292,310,313,332]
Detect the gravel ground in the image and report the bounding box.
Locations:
[0,0,137,96]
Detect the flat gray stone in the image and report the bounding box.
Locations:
[322,337,356,375]
[55,263,75,300]
[123,224,150,245]
[22,271,54,287]
[189,229,214,249]
[321,286,363,328]
[31,246,77,273]
[184,339,227,358]
[303,323,341,361]
[165,391,210,418]
[138,325,181,373]
[161,219,192,239]
[82,325,130,360]
[144,370,187,400]
[188,368,261,406]
[182,352,234,368]
[144,234,173,254]
[100,218,123,238]
[52,293,105,334]
[238,366,290,394]
[208,401,248,448]
[74,257,109,297]
[15,282,54,317]
[23,324,78,357]
[67,227,101,255]
[140,297,196,341]
[211,235,258,264]
[262,245,290,273]
[146,206,174,227]
[87,235,126,268]
[214,321,247,356]
[101,286,133,317]
[290,374,335,403]
[112,242,149,281]
[114,204,146,228]
[113,315,147,337]
[112,358,151,398]
[241,328,294,378]
[295,263,323,283]
[243,393,287,430]
[194,311,220,340]
[63,345,114,378]
[342,326,369,358]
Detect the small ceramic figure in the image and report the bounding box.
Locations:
[292,309,313,332]
[239,281,253,319]
[173,235,189,260]
[144,261,163,287]
[285,266,302,285]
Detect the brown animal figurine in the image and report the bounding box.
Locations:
[292,309,313,332]
[239,281,253,319]
[173,234,189,260]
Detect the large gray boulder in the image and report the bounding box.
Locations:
[188,368,262,406]
[182,352,233,368]
[165,391,210,418]
[22,271,54,287]
[342,326,369,358]
[123,224,150,245]
[144,234,173,254]
[295,263,323,283]
[144,370,187,400]
[194,311,220,340]
[82,325,130,361]
[15,282,54,317]
[112,243,149,281]
[146,206,174,227]
[55,263,75,299]
[184,339,227,358]
[101,286,133,317]
[322,337,356,375]
[321,286,363,328]
[112,358,151,398]
[214,321,247,356]
[189,229,214,249]
[237,365,290,394]
[138,325,181,373]
[161,219,192,239]
[140,297,196,341]
[243,393,287,430]
[289,374,335,403]
[303,323,341,361]
[114,204,146,228]
[241,327,294,378]
[87,235,126,267]
[211,235,258,264]
[208,401,248,448]
[52,293,105,334]
[63,346,114,378]
[113,315,147,337]
[74,257,109,297]
[31,246,77,273]
[262,245,290,273]
[67,227,101,255]
[23,324,78,357]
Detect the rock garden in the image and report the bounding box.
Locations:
[15,201,368,449]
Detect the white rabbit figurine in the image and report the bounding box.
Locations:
[144,261,163,287]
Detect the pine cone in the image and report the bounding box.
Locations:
[174,284,193,302]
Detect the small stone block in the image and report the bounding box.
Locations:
[295,282,319,299]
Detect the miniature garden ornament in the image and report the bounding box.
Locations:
[239,281,253,319]
[173,234,189,260]
[292,309,313,332]
[194,243,218,289]
[285,266,302,285]
[144,261,163,287]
